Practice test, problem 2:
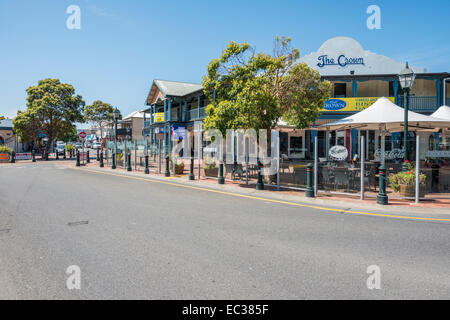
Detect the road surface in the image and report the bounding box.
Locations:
[0,162,449,299]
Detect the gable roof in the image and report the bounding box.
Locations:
[122,110,145,121]
[146,80,203,105]
[0,119,13,130]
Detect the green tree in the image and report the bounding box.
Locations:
[202,37,331,134]
[56,125,78,142]
[13,79,85,153]
[83,100,115,148]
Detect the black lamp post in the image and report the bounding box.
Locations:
[112,108,120,170]
[398,63,416,171]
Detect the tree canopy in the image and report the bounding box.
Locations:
[202,36,332,134]
[13,79,85,148]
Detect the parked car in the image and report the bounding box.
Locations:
[56,142,66,156]
[92,142,102,150]
[75,142,83,150]
[85,142,92,149]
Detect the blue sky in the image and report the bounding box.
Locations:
[0,0,449,122]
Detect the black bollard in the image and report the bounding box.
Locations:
[63,150,66,160]
[76,151,80,167]
[11,151,15,163]
[165,155,170,177]
[86,151,90,163]
[306,163,315,198]
[32,150,36,162]
[218,162,224,184]
[144,155,149,174]
[127,153,132,172]
[376,165,388,205]
[256,160,264,190]
[100,151,104,168]
[112,153,116,169]
[96,149,100,161]
[56,150,59,160]
[189,156,195,180]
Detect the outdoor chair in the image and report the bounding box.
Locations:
[293,167,307,186]
[333,169,349,191]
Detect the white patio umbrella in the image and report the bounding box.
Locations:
[431,105,450,121]
[320,97,450,132]
[319,97,450,164]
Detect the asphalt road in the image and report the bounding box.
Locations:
[0,162,449,299]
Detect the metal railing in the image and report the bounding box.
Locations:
[398,96,439,112]
[188,107,206,120]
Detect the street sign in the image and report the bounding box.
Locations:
[78,131,87,139]
[0,116,5,121]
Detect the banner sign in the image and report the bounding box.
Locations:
[322,97,395,112]
[16,153,32,160]
[426,150,450,158]
[0,153,9,161]
[173,126,186,140]
[374,148,405,161]
[329,145,348,161]
[154,112,165,123]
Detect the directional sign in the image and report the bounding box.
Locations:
[78,131,87,139]
[0,116,5,121]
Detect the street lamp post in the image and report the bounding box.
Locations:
[112,108,120,170]
[398,63,416,172]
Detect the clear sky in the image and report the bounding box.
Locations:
[1,0,449,123]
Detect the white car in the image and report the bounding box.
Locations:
[92,142,102,150]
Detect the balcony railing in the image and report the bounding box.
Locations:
[188,107,206,120]
[397,96,440,112]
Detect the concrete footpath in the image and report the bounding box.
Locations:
[75,162,450,222]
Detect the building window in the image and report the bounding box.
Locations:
[429,134,435,151]
[334,83,346,98]
[289,136,303,158]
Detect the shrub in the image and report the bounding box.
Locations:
[388,161,426,193]
[0,145,13,155]
[205,156,217,170]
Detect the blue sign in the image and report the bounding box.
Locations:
[323,99,347,111]
[317,55,364,68]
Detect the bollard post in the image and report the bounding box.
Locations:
[376,165,388,205]
[112,153,116,169]
[256,160,264,190]
[97,149,100,161]
[56,150,59,160]
[86,151,90,163]
[218,161,224,185]
[100,151,104,168]
[189,156,195,180]
[306,163,315,198]
[63,150,66,160]
[11,151,15,163]
[165,155,170,177]
[76,151,80,167]
[144,155,149,174]
[32,150,36,162]
[127,152,132,172]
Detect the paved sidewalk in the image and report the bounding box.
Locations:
[70,160,450,220]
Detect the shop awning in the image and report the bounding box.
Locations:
[319,97,450,132]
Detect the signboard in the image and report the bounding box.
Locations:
[374,148,405,161]
[0,116,5,121]
[15,153,32,160]
[317,55,364,68]
[426,150,450,158]
[154,112,165,123]
[173,126,186,140]
[78,131,87,139]
[0,153,9,161]
[329,145,348,161]
[322,97,395,112]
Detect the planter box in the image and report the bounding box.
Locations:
[0,153,10,163]
[174,164,184,175]
[399,184,426,198]
[204,167,219,177]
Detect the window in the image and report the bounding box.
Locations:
[334,83,347,98]
[429,134,435,151]
[289,136,304,158]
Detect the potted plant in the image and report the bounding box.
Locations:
[0,145,12,163]
[388,160,427,197]
[204,156,218,177]
[170,156,185,175]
